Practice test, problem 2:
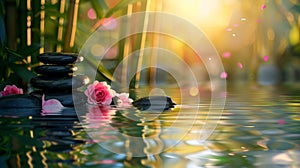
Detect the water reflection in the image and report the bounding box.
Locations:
[82,104,165,157]
[0,84,300,167]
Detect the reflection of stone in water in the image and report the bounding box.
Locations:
[110,110,148,137]
[111,110,163,157]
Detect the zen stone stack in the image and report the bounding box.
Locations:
[30,52,89,107]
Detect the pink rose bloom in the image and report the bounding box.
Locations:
[0,85,23,96]
[115,93,133,107]
[84,81,115,105]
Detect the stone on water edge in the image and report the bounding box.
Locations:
[0,94,41,108]
[132,96,176,111]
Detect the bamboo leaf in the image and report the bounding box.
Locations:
[90,0,108,18]
[291,4,300,13]
[10,64,36,84]
[0,73,21,90]
[18,43,41,56]
[5,48,24,62]
[105,0,144,17]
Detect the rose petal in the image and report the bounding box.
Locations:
[220,72,228,79]
[42,94,64,113]
[115,93,133,107]
[237,62,243,69]
[260,4,267,10]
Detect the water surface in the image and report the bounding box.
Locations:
[0,84,300,167]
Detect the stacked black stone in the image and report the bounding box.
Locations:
[30,52,88,108]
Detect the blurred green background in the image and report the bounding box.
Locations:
[1,0,300,91]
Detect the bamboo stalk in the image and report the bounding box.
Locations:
[149,0,162,87]
[119,5,133,87]
[5,0,17,50]
[31,0,41,63]
[19,0,27,51]
[63,0,80,52]
[134,0,151,89]
[56,0,66,52]
[39,0,45,53]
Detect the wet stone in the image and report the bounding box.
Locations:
[0,108,41,117]
[0,94,41,109]
[30,75,89,91]
[37,52,83,65]
[30,90,87,107]
[132,96,176,111]
[34,65,77,76]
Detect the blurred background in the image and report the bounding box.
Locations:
[1,0,300,90]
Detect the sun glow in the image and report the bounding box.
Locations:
[162,0,236,31]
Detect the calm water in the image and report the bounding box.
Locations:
[0,83,300,168]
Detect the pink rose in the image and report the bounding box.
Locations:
[115,93,133,107]
[0,85,23,96]
[84,81,115,105]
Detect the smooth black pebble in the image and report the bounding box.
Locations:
[30,75,89,91]
[132,96,176,111]
[0,94,41,110]
[37,52,83,65]
[34,65,76,76]
[30,90,87,107]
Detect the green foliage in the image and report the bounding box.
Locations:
[0,47,37,89]
[78,0,143,83]
[285,1,300,57]
[105,0,144,17]
[0,0,144,89]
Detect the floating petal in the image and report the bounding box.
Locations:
[42,94,64,113]
[220,72,228,79]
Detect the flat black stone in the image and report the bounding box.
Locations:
[30,75,89,91]
[37,52,83,65]
[0,108,41,117]
[34,65,77,76]
[30,90,87,107]
[132,96,176,111]
[0,94,41,109]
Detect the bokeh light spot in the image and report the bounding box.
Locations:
[189,87,199,96]
[87,8,97,20]
[226,28,232,32]
[220,72,228,79]
[91,44,105,57]
[101,17,118,30]
[263,55,269,62]
[237,62,243,69]
[233,23,239,27]
[222,52,231,58]
[260,4,267,10]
